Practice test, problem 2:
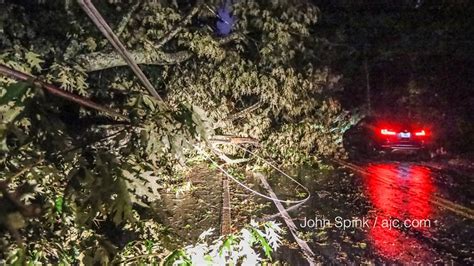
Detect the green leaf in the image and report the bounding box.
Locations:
[55,196,64,214]
[163,249,190,265]
[252,228,272,259]
[219,235,235,256]
[0,82,31,105]
[142,95,156,111]
[111,175,134,225]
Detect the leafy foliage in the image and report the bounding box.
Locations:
[165,221,282,265]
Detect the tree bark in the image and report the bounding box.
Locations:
[77,50,192,72]
[364,58,371,115]
[78,32,243,73]
[220,175,231,235]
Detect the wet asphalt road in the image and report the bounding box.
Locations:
[266,160,474,264]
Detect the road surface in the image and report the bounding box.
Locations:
[266,159,474,264]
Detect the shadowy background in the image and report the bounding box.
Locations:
[311,0,474,154]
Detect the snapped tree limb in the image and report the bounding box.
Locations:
[78,31,244,72]
[78,50,192,72]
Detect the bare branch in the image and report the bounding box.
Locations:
[213,102,262,129]
[224,102,261,123]
[209,135,259,146]
[0,64,128,121]
[3,158,45,183]
[218,32,247,45]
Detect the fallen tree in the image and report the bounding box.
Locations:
[0,0,355,263]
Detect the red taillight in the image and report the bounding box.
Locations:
[380,129,396,135]
[415,130,426,136]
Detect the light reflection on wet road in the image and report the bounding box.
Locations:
[364,163,436,262]
[267,160,474,264]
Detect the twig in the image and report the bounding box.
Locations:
[2,158,45,183]
[213,102,262,129]
[100,0,142,48]
[155,0,204,49]
[61,126,131,155]
[218,32,246,45]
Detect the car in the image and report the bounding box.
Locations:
[343,115,433,159]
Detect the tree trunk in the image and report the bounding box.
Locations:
[364,58,371,115]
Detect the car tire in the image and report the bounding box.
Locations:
[417,149,431,161]
[364,139,379,158]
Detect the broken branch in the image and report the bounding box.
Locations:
[78,50,192,72]
[0,64,128,121]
